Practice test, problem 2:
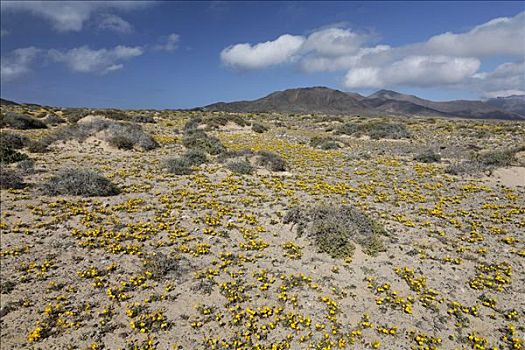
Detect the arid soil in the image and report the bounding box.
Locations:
[1,105,524,350]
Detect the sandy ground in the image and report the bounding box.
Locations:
[1,109,524,350]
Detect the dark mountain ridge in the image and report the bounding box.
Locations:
[204,87,525,120]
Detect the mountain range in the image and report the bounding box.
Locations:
[204,87,525,120]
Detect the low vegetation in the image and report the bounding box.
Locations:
[41,168,120,197]
[284,204,386,258]
[0,112,47,129]
[336,120,411,139]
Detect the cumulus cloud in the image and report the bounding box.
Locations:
[1,1,149,32]
[155,33,180,52]
[220,11,525,96]
[98,14,133,33]
[344,56,480,88]
[49,45,143,74]
[1,47,41,82]
[221,34,305,69]
[422,12,525,57]
[470,61,525,98]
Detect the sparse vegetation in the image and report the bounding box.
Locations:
[163,157,194,175]
[41,168,120,197]
[414,149,441,163]
[284,204,386,258]
[251,123,268,133]
[0,169,26,189]
[0,132,30,149]
[0,144,29,164]
[310,136,341,150]
[0,112,47,129]
[227,160,254,175]
[336,120,411,139]
[183,129,225,155]
[256,151,286,171]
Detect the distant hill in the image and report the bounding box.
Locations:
[204,87,525,120]
[0,98,19,106]
[485,95,525,116]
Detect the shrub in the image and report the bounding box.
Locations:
[16,159,35,174]
[27,140,50,153]
[0,144,29,164]
[205,115,249,129]
[227,160,254,175]
[97,109,128,121]
[0,132,29,149]
[0,112,47,129]
[310,136,340,150]
[61,109,89,123]
[163,157,193,175]
[0,169,26,189]
[414,149,441,163]
[217,149,254,163]
[477,149,518,167]
[335,121,411,139]
[284,204,386,259]
[106,123,159,151]
[183,129,225,155]
[107,135,135,150]
[183,149,208,166]
[183,117,202,133]
[43,119,159,151]
[132,115,156,123]
[252,123,268,133]
[445,161,484,175]
[42,169,120,197]
[43,114,66,126]
[256,151,286,171]
[143,253,190,281]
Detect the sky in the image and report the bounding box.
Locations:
[1,1,524,109]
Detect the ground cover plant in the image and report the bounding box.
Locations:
[0,104,524,350]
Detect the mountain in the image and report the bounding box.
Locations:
[204,87,525,120]
[368,90,523,120]
[0,98,19,106]
[485,95,525,116]
[205,87,371,115]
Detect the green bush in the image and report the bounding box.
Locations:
[227,160,254,175]
[183,149,208,166]
[107,135,135,150]
[252,123,268,133]
[310,136,340,150]
[283,204,386,259]
[183,129,225,155]
[0,112,47,129]
[0,132,30,149]
[256,151,286,171]
[0,144,29,164]
[42,169,120,197]
[0,169,26,189]
[163,157,193,175]
[414,149,441,163]
[61,109,89,123]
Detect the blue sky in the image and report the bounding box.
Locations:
[1,1,524,109]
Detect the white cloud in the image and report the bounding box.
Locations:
[422,12,525,57]
[0,29,9,37]
[344,56,480,88]
[1,47,41,82]
[98,14,132,34]
[221,34,305,69]
[1,1,149,32]
[220,11,525,97]
[301,27,369,57]
[470,61,525,98]
[155,33,180,52]
[49,45,143,74]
